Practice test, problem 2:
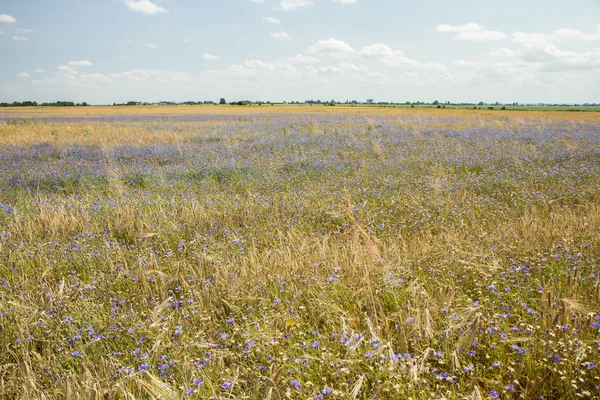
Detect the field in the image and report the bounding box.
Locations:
[1,106,600,399]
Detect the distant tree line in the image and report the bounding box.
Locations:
[0,101,89,107]
[2,100,599,108]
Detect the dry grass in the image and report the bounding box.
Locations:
[0,109,599,399]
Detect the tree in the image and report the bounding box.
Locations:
[433,100,439,105]
[366,99,374,104]
[219,98,226,105]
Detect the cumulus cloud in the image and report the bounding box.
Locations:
[58,65,77,75]
[262,17,281,24]
[143,43,159,48]
[34,69,44,73]
[280,0,314,11]
[358,44,402,58]
[122,0,167,15]
[203,54,219,61]
[12,36,28,41]
[437,23,506,42]
[511,32,547,45]
[490,48,515,57]
[17,72,31,79]
[68,60,94,67]
[553,26,600,41]
[0,14,17,23]
[308,38,354,57]
[436,23,483,33]
[270,32,292,39]
[286,54,320,63]
[455,30,507,42]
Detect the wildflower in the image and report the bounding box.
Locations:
[489,390,499,399]
[193,378,203,386]
[221,381,232,390]
[311,341,320,349]
[552,355,561,363]
[227,317,236,324]
[291,379,301,389]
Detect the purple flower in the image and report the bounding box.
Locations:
[185,388,194,395]
[227,317,236,324]
[290,379,301,389]
[489,390,499,399]
[138,363,149,372]
[552,355,561,363]
[311,341,320,349]
[221,381,232,390]
[193,378,204,386]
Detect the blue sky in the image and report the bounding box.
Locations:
[1,0,600,104]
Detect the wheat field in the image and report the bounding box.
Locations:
[0,106,599,399]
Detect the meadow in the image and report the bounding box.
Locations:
[0,106,599,399]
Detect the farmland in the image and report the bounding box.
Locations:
[0,106,599,399]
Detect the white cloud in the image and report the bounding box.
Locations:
[58,65,77,75]
[511,32,547,45]
[437,23,506,42]
[17,28,34,33]
[0,14,17,23]
[331,0,357,3]
[203,53,219,61]
[12,36,28,41]
[143,43,159,49]
[271,32,292,39]
[17,72,30,79]
[455,30,507,42]
[121,56,132,60]
[249,0,267,2]
[68,60,94,67]
[280,0,314,11]
[286,54,320,63]
[358,44,402,58]
[520,44,576,63]
[184,38,190,43]
[34,69,44,73]
[122,0,167,15]
[490,48,514,57]
[308,38,354,57]
[436,23,483,33]
[553,26,600,41]
[320,65,343,74]
[340,63,368,72]
[262,17,281,24]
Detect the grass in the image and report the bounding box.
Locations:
[0,109,599,399]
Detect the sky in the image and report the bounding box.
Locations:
[1,0,600,104]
